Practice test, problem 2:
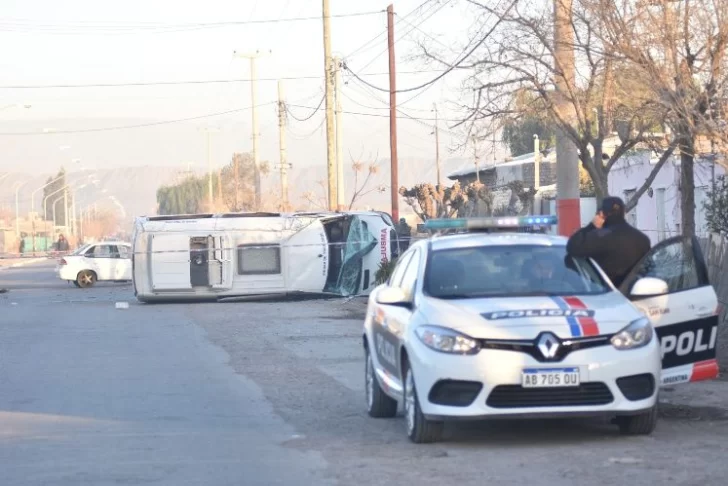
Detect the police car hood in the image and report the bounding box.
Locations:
[420,291,641,339]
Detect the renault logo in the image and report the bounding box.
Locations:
[537,333,561,359]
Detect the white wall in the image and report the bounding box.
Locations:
[547,197,597,228]
[608,151,724,245]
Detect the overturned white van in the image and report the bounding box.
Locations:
[131,211,399,302]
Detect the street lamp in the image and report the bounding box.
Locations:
[30,173,66,251]
[13,180,27,240]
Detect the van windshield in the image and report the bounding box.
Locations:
[323,216,377,296]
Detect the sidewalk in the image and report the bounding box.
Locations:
[0,257,49,270]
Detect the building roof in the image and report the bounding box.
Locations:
[447,150,556,179]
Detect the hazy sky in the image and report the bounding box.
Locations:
[0,0,506,175]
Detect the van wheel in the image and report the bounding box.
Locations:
[404,367,444,443]
[76,270,97,288]
[365,347,398,418]
[616,404,658,435]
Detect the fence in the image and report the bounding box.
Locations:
[700,233,728,323]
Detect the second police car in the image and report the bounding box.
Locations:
[363,216,720,443]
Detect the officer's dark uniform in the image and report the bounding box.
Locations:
[566,197,651,288]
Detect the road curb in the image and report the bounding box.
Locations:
[0,257,48,271]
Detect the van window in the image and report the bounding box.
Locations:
[237,244,281,275]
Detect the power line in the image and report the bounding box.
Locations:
[342,0,516,94]
[0,11,384,35]
[286,94,326,122]
[349,0,451,75]
[344,0,436,60]
[288,103,465,123]
[0,70,446,89]
[0,102,277,136]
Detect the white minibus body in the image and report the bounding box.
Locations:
[131,211,399,302]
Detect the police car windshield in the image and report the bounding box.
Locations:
[424,244,610,299]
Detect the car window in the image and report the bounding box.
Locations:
[423,245,610,299]
[118,246,131,259]
[90,245,112,258]
[388,251,413,288]
[631,237,705,293]
[399,250,420,298]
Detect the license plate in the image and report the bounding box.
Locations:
[522,367,580,388]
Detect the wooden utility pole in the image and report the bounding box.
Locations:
[387,4,399,221]
[322,0,337,210]
[334,57,345,211]
[472,135,481,183]
[278,80,289,210]
[433,103,441,187]
[233,50,271,210]
[554,0,580,236]
[233,155,239,211]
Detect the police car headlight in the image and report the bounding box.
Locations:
[611,317,653,350]
[415,325,480,355]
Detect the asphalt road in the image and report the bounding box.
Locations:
[1,262,728,486]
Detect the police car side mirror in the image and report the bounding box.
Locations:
[376,286,410,307]
[630,277,669,298]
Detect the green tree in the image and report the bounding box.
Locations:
[502,117,556,157]
[704,175,728,235]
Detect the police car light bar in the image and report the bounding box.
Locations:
[423,215,558,230]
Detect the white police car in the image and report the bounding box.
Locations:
[363,216,719,443]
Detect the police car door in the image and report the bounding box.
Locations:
[373,248,420,382]
[619,235,719,386]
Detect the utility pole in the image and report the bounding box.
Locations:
[387,4,399,222]
[433,103,442,187]
[554,0,580,236]
[334,57,345,211]
[533,134,541,190]
[233,155,240,211]
[202,128,215,210]
[278,80,290,210]
[472,135,481,183]
[322,0,337,210]
[233,49,271,210]
[63,186,68,230]
[217,169,223,204]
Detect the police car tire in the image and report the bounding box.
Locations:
[617,404,658,435]
[365,348,398,418]
[404,367,444,444]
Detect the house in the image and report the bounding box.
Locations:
[608,150,725,245]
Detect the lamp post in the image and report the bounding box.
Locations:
[30,174,65,251]
[13,181,27,243]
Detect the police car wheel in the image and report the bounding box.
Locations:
[616,404,658,435]
[404,367,444,443]
[365,348,397,418]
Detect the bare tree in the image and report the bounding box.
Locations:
[420,0,675,209]
[586,0,728,236]
[348,151,386,210]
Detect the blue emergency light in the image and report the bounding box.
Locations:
[423,215,558,231]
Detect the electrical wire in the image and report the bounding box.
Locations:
[0,102,277,136]
[0,70,447,89]
[344,0,436,60]
[0,11,384,35]
[288,103,465,123]
[343,0,516,94]
[286,94,326,122]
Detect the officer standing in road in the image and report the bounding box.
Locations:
[566,196,651,288]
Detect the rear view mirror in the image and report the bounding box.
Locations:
[376,286,409,306]
[630,277,669,297]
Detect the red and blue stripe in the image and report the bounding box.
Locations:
[550,296,600,337]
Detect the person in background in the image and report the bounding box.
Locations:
[397,218,412,251]
[57,234,70,252]
[18,236,25,255]
[566,196,651,288]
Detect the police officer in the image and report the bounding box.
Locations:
[566,196,650,288]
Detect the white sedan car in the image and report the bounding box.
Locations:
[363,217,719,443]
[57,241,132,288]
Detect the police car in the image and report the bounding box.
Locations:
[363,216,720,443]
